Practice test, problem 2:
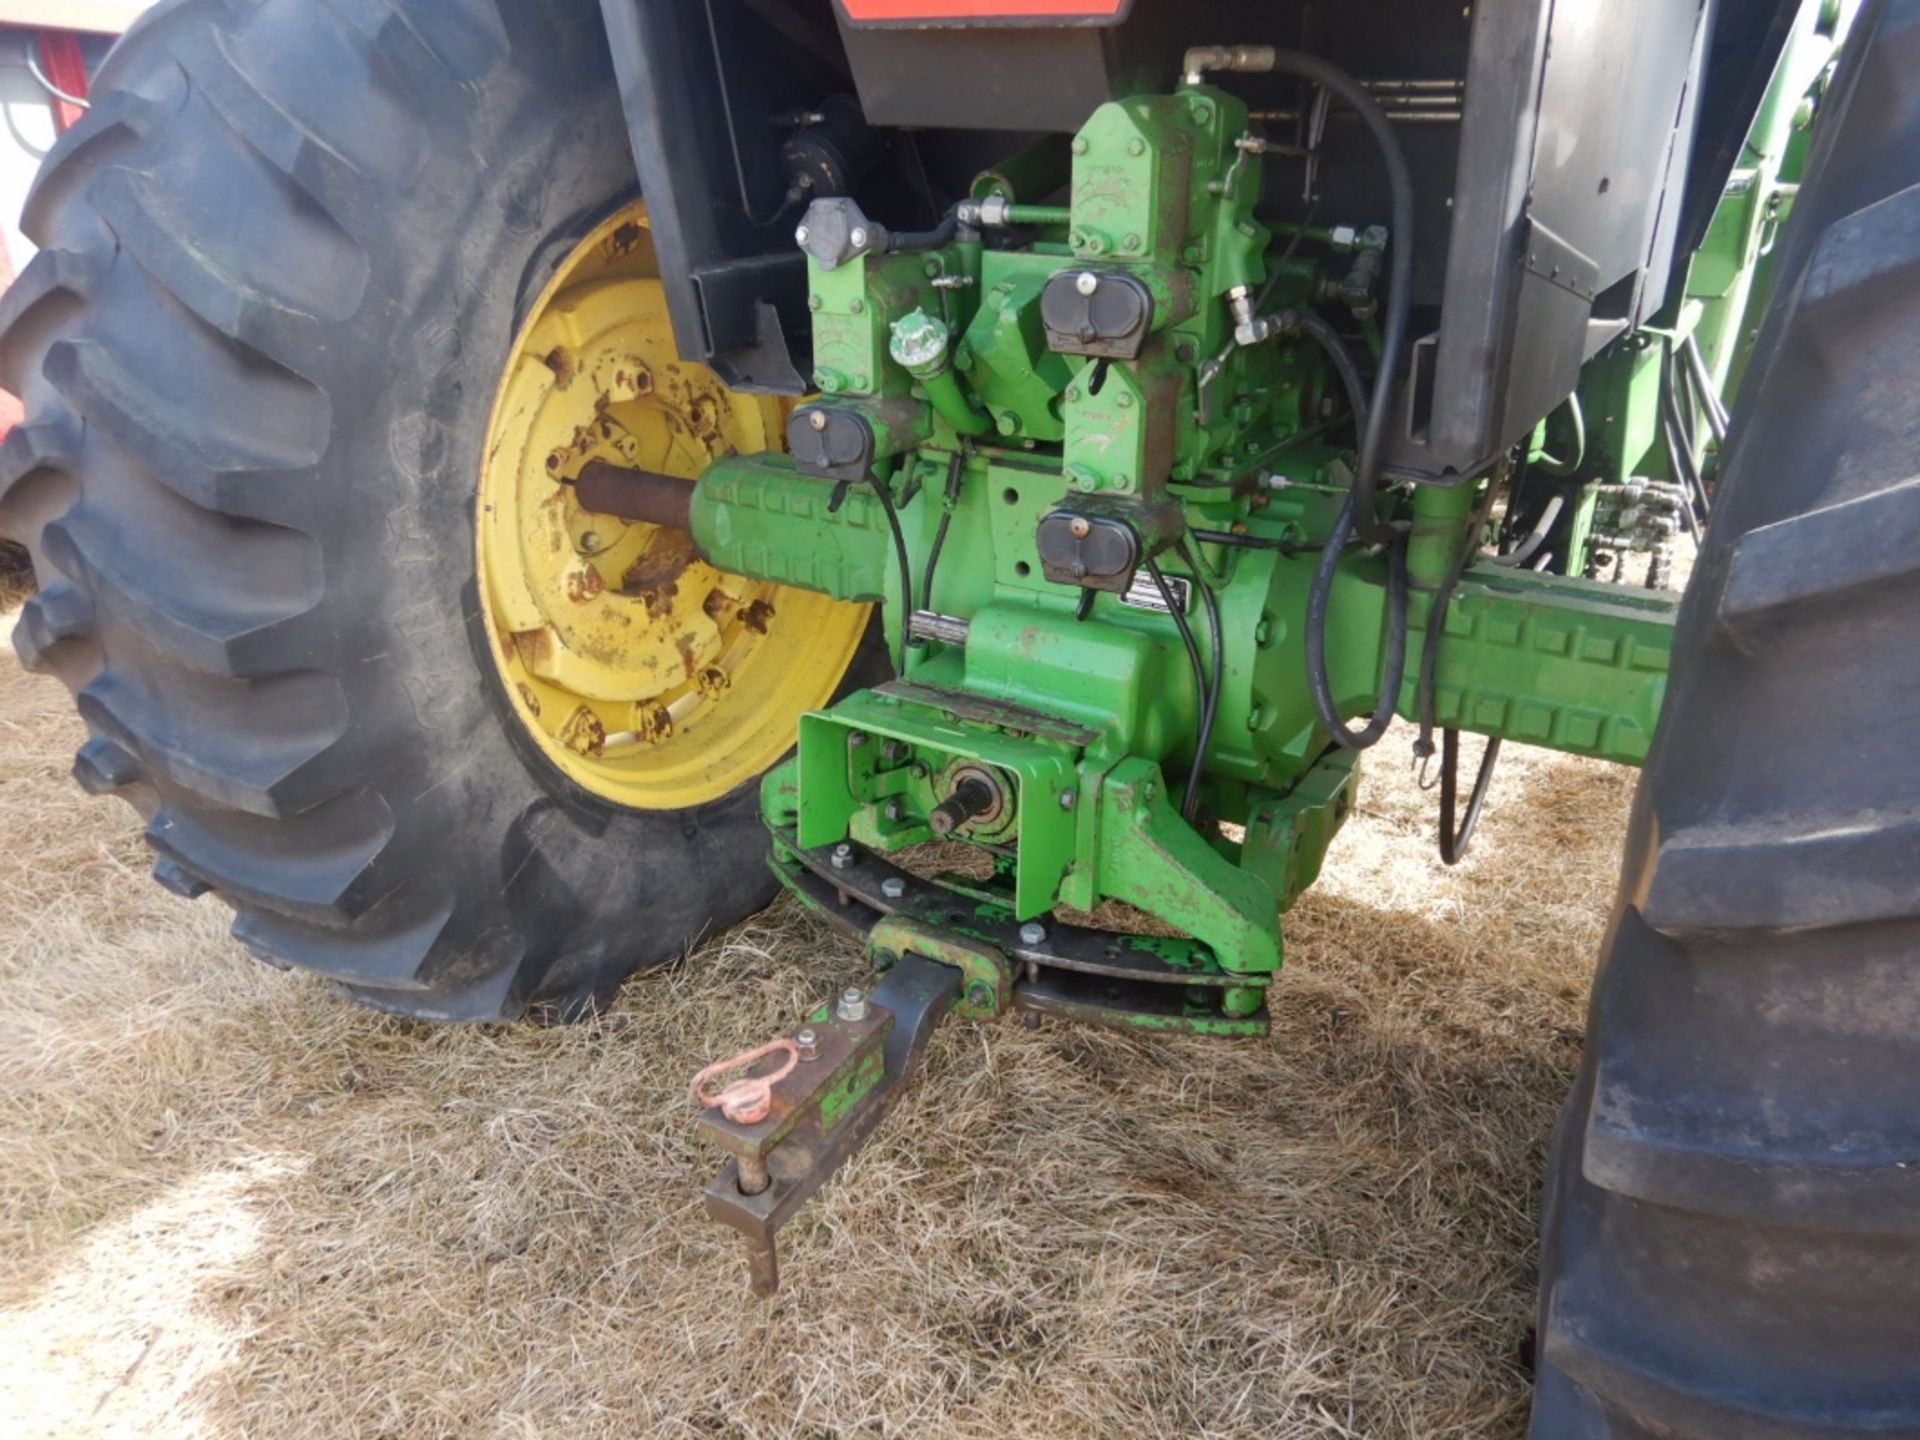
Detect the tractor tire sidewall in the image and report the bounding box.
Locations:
[5,0,791,1018]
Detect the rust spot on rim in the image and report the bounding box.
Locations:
[543,346,577,388]
[741,598,776,635]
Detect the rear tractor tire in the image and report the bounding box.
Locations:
[0,0,875,1020]
[1532,0,1920,1431]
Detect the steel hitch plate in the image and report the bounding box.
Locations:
[693,954,962,1296]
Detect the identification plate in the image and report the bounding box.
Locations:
[1119,571,1190,615]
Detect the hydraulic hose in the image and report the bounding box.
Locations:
[920,449,965,612]
[1438,728,1502,866]
[1255,52,1415,751]
[1177,538,1224,825]
[886,206,959,254]
[865,470,915,672]
[1681,333,1730,443]
[1534,392,1587,476]
[1263,51,1415,547]
[1146,555,1209,823]
[1304,497,1410,751]
[1413,476,1506,860]
[1488,492,1563,568]
[1292,310,1371,432]
[1292,299,1405,749]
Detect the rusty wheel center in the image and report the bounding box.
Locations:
[475,202,870,810]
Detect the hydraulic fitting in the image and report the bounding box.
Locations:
[889,309,992,436]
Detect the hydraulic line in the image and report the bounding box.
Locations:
[1412,474,1506,861]
[1659,347,1709,539]
[1177,537,1224,826]
[1437,728,1502,866]
[1488,493,1563,569]
[865,470,915,672]
[1146,555,1210,824]
[1534,392,1587,476]
[1304,499,1410,751]
[886,206,960,254]
[1681,332,1731,443]
[920,449,966,612]
[1290,297,1407,751]
[1262,51,1415,548]
[1293,310,1371,436]
[1245,51,1416,752]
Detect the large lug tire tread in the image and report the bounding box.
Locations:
[0,0,855,1020]
[1532,0,1920,1433]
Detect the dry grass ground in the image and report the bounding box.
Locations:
[0,596,1638,1439]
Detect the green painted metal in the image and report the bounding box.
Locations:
[868,916,1012,1021]
[651,20,1840,1024]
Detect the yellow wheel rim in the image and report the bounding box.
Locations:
[477,202,870,809]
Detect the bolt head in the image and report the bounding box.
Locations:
[1075,271,1099,297]
[1019,922,1047,946]
[831,842,854,870]
[808,410,829,431]
[883,799,905,823]
[795,1027,819,1061]
[880,876,907,901]
[836,987,870,1022]
[795,224,810,246]
[1059,789,1077,810]
[849,226,869,248]
[579,531,599,552]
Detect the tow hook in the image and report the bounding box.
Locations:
[689,923,1013,1294]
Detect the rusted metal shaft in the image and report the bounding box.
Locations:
[573,459,694,532]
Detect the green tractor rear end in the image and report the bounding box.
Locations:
[5,0,1916,1432]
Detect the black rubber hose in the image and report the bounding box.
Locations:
[1292,300,1406,750]
[887,206,959,254]
[865,470,914,673]
[1146,555,1210,821]
[1178,538,1224,826]
[1438,727,1502,865]
[1303,497,1410,751]
[1488,493,1563,568]
[1682,332,1731,442]
[1189,526,1331,555]
[1291,309,1371,432]
[1264,50,1415,546]
[1659,353,1709,539]
[920,449,964,612]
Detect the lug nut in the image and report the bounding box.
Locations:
[795,1027,819,1061]
[880,876,906,901]
[1019,922,1047,947]
[831,842,854,870]
[837,987,869,1022]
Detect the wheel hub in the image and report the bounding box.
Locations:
[477,203,870,809]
